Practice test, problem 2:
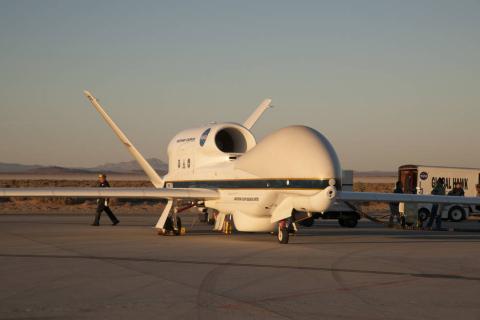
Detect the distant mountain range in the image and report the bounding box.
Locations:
[89,158,167,173]
[0,159,397,177]
[0,158,168,174]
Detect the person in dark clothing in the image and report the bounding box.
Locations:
[448,182,465,196]
[476,184,480,221]
[92,174,119,226]
[388,181,403,227]
[426,178,446,230]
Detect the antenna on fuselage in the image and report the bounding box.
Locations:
[243,98,273,130]
[83,90,164,188]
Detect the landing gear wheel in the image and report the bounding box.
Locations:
[164,216,174,234]
[278,226,289,244]
[173,216,182,236]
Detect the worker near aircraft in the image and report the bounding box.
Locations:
[476,184,480,221]
[92,174,120,226]
[425,178,446,231]
[388,181,403,227]
[448,182,465,196]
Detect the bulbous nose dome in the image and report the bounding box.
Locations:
[235,125,342,183]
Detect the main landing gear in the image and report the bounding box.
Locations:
[163,215,183,235]
[156,200,194,236]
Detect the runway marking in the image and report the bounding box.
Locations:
[1,253,479,282]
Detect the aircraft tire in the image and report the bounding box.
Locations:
[164,216,173,233]
[278,226,289,244]
[173,217,182,236]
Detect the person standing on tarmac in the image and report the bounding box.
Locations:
[425,178,446,231]
[92,174,120,226]
[476,184,480,222]
[448,182,465,196]
[388,181,403,227]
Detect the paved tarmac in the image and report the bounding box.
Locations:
[1,214,480,320]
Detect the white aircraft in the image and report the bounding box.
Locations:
[2,91,480,244]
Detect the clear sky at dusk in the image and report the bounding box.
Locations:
[1,0,479,170]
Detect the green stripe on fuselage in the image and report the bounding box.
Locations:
[167,179,340,190]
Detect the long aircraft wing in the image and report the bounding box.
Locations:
[336,191,480,205]
[0,187,219,200]
[84,90,164,188]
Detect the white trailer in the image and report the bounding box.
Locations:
[398,164,480,221]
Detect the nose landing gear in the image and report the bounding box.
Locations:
[278,221,289,244]
[277,219,296,244]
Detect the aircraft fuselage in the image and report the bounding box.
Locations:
[164,124,341,231]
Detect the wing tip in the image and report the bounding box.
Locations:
[263,98,273,108]
[83,90,97,103]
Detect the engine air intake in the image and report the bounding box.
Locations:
[215,128,248,153]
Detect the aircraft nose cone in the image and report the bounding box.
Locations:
[236,125,342,184]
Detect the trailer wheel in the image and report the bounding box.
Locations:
[418,208,430,222]
[448,206,465,222]
[343,218,358,228]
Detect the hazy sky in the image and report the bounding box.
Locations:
[1,0,479,171]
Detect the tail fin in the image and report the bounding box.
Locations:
[243,98,272,130]
[83,90,164,188]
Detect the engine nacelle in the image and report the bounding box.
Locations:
[167,123,256,174]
